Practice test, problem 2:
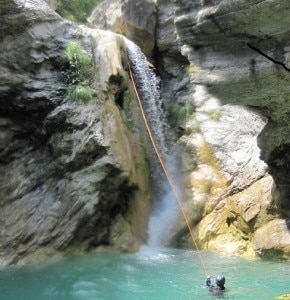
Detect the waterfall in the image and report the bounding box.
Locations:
[124,38,180,248]
[124,38,168,156]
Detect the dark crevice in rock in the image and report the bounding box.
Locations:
[115,90,125,109]
[247,43,290,72]
[266,143,290,216]
[109,74,127,109]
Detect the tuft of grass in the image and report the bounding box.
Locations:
[61,41,95,104]
[62,41,93,84]
[68,85,93,103]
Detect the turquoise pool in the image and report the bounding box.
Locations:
[0,247,289,299]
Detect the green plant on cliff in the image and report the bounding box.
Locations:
[56,0,103,23]
[62,41,93,84]
[68,85,94,103]
[167,102,195,127]
[61,41,95,103]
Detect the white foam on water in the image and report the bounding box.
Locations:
[71,281,99,299]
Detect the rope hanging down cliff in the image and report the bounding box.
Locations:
[127,62,209,277]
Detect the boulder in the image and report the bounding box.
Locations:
[253,219,290,259]
[197,176,279,257]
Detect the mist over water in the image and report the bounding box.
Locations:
[147,190,179,247]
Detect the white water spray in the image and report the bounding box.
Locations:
[124,37,180,248]
[146,191,179,247]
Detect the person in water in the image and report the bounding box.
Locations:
[206,275,226,296]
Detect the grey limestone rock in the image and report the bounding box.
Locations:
[0,0,150,266]
[156,0,290,258]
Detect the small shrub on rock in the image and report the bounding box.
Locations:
[62,41,93,84]
[61,41,95,104]
[68,85,94,103]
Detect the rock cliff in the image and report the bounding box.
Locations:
[156,0,290,258]
[0,0,151,266]
[2,0,290,266]
[89,0,290,259]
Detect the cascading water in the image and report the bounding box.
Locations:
[124,38,168,156]
[124,38,180,248]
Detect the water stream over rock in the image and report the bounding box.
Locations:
[124,38,180,248]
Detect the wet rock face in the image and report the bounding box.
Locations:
[0,0,150,266]
[155,0,290,258]
[87,0,157,58]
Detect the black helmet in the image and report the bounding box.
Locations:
[216,275,225,287]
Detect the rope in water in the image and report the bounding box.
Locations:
[127,64,209,277]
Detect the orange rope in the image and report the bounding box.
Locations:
[128,65,209,277]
